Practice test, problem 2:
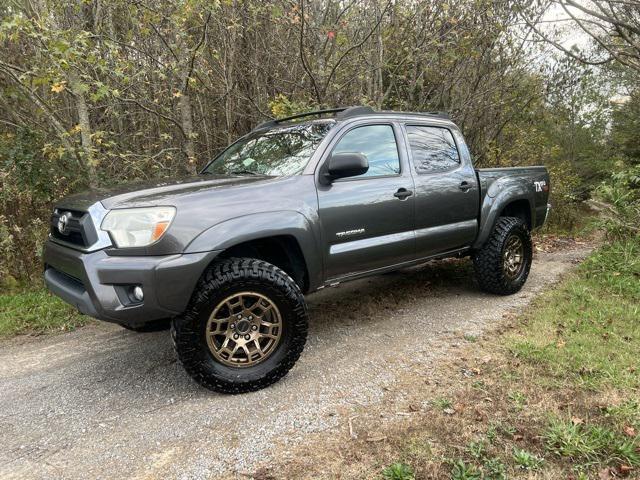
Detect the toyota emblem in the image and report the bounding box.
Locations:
[57,212,72,235]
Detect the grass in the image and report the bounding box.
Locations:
[259,234,640,479]
[0,288,88,337]
[510,240,640,392]
[382,462,415,480]
[432,397,453,411]
[429,236,639,476]
[512,448,545,471]
[545,417,640,468]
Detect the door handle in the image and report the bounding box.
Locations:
[459,181,472,192]
[394,188,413,200]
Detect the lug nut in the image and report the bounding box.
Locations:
[244,334,251,340]
[233,333,239,340]
[237,314,242,319]
[230,323,236,329]
[248,315,253,320]
[251,325,258,331]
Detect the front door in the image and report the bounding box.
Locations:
[317,123,415,280]
[403,124,479,257]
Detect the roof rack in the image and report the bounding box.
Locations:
[374,109,451,120]
[254,106,375,130]
[254,106,451,130]
[424,111,450,119]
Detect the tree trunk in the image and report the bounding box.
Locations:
[178,81,197,175]
[69,71,97,186]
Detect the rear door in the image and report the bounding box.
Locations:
[317,123,415,280]
[403,124,479,257]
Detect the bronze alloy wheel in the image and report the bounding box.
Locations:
[502,234,524,279]
[206,291,282,368]
[473,217,532,295]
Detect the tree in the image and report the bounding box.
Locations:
[522,1,640,72]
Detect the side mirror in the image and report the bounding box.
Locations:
[324,152,369,182]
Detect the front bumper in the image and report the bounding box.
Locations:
[43,240,219,327]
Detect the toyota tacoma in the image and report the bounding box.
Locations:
[43,106,551,393]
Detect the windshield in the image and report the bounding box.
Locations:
[202,122,334,176]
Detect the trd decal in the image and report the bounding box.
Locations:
[534,180,547,192]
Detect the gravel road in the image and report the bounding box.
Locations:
[0,244,592,479]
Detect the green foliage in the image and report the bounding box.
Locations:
[482,458,506,480]
[381,462,415,480]
[543,160,584,233]
[0,289,88,336]
[268,94,313,118]
[596,165,640,240]
[506,391,527,411]
[466,440,487,460]
[433,397,453,411]
[545,418,640,468]
[512,448,544,470]
[602,401,640,431]
[610,92,640,162]
[450,460,481,480]
[0,129,82,286]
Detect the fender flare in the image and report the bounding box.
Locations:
[473,180,535,249]
[183,210,323,290]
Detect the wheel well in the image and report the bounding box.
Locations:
[500,200,532,229]
[217,236,309,293]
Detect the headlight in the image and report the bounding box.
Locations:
[101,207,176,248]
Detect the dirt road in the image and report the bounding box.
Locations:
[0,244,592,479]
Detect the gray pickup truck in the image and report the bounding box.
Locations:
[43,106,550,393]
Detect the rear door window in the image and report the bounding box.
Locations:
[406,126,460,174]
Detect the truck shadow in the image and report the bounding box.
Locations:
[306,257,475,327]
[33,257,478,401]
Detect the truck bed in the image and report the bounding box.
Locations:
[475,166,550,236]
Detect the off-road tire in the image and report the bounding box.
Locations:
[121,318,172,332]
[171,257,308,394]
[473,216,532,295]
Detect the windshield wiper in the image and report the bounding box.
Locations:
[229,169,260,175]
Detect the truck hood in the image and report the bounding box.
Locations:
[56,174,276,211]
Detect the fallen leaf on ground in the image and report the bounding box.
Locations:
[623,425,636,437]
[618,464,633,476]
[51,81,66,93]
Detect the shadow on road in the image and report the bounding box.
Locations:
[42,257,477,399]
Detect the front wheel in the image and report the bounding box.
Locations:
[473,216,532,295]
[171,258,308,394]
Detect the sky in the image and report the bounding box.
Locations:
[542,2,592,50]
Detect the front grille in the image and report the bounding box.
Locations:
[50,209,98,248]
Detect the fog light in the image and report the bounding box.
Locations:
[132,286,144,302]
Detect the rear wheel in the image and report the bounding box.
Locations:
[171,257,308,394]
[473,216,532,295]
